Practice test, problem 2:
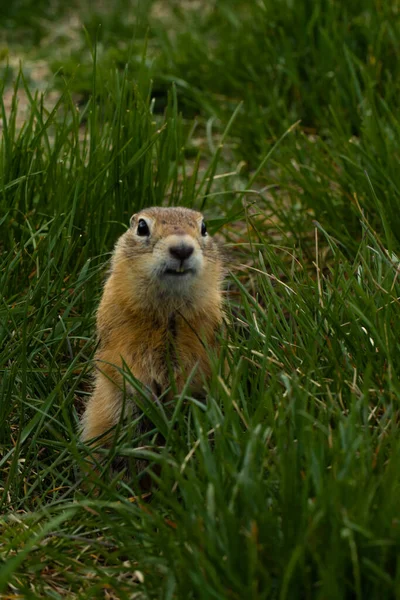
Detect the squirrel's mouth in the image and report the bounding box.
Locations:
[164,267,195,277]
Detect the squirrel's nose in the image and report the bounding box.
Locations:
[169,244,194,261]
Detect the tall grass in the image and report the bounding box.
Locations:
[1,1,400,598]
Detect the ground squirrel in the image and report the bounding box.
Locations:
[81,206,224,453]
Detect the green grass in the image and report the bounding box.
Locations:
[1,1,400,598]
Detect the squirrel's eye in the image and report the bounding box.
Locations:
[137,219,150,237]
[201,221,207,237]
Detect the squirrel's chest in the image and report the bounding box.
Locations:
[132,315,205,387]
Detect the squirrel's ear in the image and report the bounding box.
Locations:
[129,214,137,228]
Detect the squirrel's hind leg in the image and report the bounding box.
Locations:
[80,376,123,444]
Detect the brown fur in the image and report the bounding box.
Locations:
[80,206,224,452]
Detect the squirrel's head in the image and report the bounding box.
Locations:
[113,206,223,314]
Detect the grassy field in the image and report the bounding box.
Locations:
[1,0,400,597]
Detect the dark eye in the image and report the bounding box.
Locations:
[201,221,207,237]
[137,219,150,237]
